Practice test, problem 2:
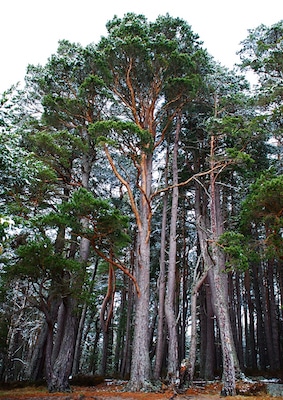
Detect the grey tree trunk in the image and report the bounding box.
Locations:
[28,322,48,381]
[129,233,151,389]
[165,117,181,385]
[47,297,78,392]
[153,186,168,380]
[192,128,240,395]
[187,256,208,383]
[71,154,92,375]
[128,154,153,391]
[208,140,239,395]
[201,283,216,380]
[120,278,134,378]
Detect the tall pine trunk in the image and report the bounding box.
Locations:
[154,185,168,380]
[164,116,180,385]
[128,153,153,390]
[208,132,239,396]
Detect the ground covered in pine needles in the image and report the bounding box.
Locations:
[0,379,283,400]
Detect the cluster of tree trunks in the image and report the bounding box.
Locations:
[0,14,282,397]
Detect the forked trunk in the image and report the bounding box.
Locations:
[46,296,78,392]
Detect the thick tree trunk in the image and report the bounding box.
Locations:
[209,268,236,396]
[129,229,151,390]
[46,296,78,392]
[128,154,153,391]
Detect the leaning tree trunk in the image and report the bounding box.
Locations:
[28,321,48,381]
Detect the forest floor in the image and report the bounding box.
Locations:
[0,379,283,400]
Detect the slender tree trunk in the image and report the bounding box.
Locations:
[28,322,48,381]
[203,283,216,380]
[187,256,208,383]
[120,278,134,379]
[89,317,101,374]
[72,260,98,376]
[234,272,244,369]
[244,271,257,370]
[71,149,92,372]
[165,117,181,385]
[193,125,240,395]
[252,263,267,369]
[267,261,280,370]
[179,211,189,363]
[114,277,128,375]
[154,153,169,380]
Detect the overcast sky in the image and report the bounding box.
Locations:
[1,0,282,93]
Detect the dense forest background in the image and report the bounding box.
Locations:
[0,13,282,396]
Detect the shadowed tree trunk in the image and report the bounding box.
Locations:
[46,297,78,392]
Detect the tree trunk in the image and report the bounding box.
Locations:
[179,211,189,363]
[46,296,78,392]
[153,152,169,380]
[187,256,208,383]
[128,153,153,391]
[203,283,216,380]
[72,259,98,376]
[120,278,134,379]
[129,230,151,389]
[209,268,237,396]
[245,271,257,370]
[252,263,267,369]
[193,124,240,395]
[164,116,180,386]
[266,261,280,371]
[28,322,48,381]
